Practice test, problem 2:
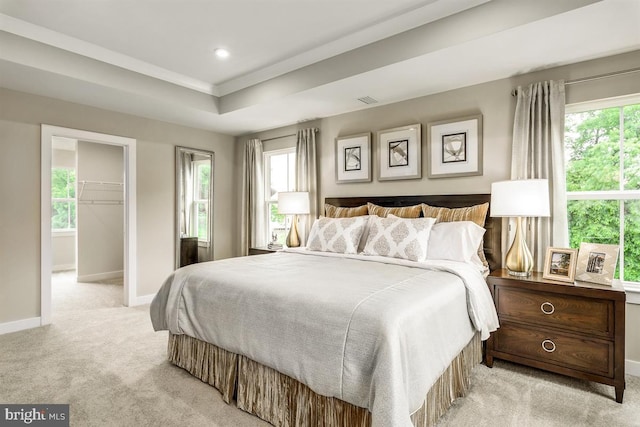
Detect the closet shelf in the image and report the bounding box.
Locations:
[78,180,124,204]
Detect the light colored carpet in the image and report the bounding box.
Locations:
[0,272,638,426]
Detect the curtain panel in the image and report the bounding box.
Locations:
[180,151,194,237]
[511,80,569,271]
[241,139,266,256]
[295,128,318,245]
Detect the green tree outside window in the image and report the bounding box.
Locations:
[51,168,76,230]
[565,104,640,282]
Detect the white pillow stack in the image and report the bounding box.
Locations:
[426,221,486,268]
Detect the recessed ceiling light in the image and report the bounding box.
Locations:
[214,48,230,59]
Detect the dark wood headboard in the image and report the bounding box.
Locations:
[324,194,502,271]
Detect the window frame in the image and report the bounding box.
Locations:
[51,166,76,233]
[263,147,296,245]
[565,94,640,293]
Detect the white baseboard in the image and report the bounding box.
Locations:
[52,263,75,272]
[133,294,155,306]
[77,270,124,282]
[0,317,41,335]
[627,359,640,377]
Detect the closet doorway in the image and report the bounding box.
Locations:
[41,125,137,326]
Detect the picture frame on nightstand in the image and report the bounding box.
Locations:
[575,242,620,286]
[542,247,578,283]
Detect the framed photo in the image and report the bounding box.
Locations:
[427,114,482,178]
[377,124,421,181]
[575,242,620,286]
[335,133,371,183]
[542,247,578,283]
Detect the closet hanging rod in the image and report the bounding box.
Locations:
[78,180,124,186]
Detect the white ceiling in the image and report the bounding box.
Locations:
[1,0,639,136]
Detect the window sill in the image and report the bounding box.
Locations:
[624,282,640,305]
[52,230,76,237]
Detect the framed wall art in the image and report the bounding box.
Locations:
[377,124,421,181]
[575,242,620,286]
[542,247,578,283]
[335,132,371,183]
[427,114,483,178]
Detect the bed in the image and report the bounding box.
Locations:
[151,194,501,427]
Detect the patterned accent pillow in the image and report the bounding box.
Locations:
[324,203,368,218]
[362,215,436,262]
[306,216,368,254]
[367,202,422,218]
[421,202,489,268]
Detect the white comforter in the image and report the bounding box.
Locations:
[150,249,498,427]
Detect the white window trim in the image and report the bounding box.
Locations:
[52,230,75,237]
[566,95,640,300]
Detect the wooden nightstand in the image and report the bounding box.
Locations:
[248,247,278,255]
[486,269,626,403]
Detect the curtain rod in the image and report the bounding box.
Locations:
[261,127,318,143]
[566,66,640,85]
[511,67,640,96]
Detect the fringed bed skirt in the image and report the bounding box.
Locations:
[167,333,481,427]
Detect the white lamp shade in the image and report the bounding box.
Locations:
[490,179,550,217]
[277,191,310,215]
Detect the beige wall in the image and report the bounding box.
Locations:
[0,87,235,324]
[76,141,124,280]
[237,50,640,364]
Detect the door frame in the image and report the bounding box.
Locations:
[41,125,137,324]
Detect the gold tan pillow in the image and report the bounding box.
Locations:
[421,202,489,269]
[367,202,421,218]
[324,203,368,218]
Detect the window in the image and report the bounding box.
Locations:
[51,167,76,231]
[264,148,296,245]
[192,160,211,244]
[565,97,640,285]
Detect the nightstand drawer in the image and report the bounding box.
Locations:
[494,323,613,377]
[496,287,613,338]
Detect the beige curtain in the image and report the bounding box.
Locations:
[241,139,266,256]
[180,151,194,237]
[295,128,318,245]
[511,80,569,271]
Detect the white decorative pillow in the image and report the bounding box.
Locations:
[426,221,486,268]
[362,215,436,262]
[306,216,368,254]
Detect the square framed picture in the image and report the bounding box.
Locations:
[377,124,421,181]
[542,247,578,283]
[427,114,482,178]
[575,242,620,286]
[335,133,371,183]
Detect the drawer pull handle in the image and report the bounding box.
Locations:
[540,302,555,315]
[542,339,556,353]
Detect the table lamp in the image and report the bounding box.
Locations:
[277,191,310,248]
[490,179,550,276]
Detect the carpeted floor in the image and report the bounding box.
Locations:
[0,272,638,426]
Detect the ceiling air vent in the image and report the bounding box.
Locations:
[357,96,378,105]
